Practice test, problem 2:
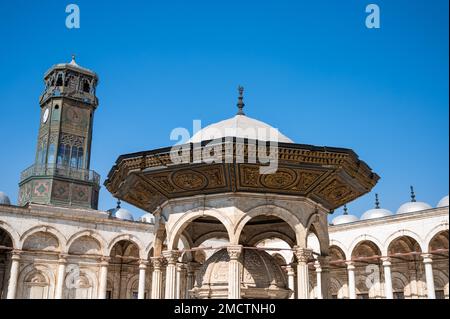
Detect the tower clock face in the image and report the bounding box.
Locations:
[42,108,49,123]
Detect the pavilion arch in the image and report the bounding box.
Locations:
[20,226,66,252]
[428,230,449,251]
[0,222,20,249]
[193,231,230,248]
[234,204,307,247]
[386,235,422,262]
[17,263,56,299]
[271,253,287,267]
[306,212,330,253]
[66,230,108,256]
[126,273,140,299]
[329,245,347,262]
[247,231,295,247]
[433,269,449,297]
[65,268,98,299]
[307,221,329,255]
[167,208,233,250]
[150,219,166,257]
[329,240,348,259]
[329,277,346,299]
[383,230,426,255]
[107,234,145,259]
[178,232,194,262]
[348,235,383,259]
[425,224,449,251]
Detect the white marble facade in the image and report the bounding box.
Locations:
[0,193,448,299]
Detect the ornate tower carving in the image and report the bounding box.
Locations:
[18,56,100,209]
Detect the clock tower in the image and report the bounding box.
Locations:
[19,56,100,209]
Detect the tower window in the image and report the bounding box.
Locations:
[70,146,84,169]
[82,80,90,93]
[57,144,71,167]
[56,74,63,87]
[47,143,56,164]
[36,140,47,166]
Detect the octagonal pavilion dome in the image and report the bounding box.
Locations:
[189,114,294,144]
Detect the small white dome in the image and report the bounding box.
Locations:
[108,200,134,221]
[188,115,293,144]
[361,208,393,220]
[397,201,432,214]
[331,205,359,225]
[0,191,11,205]
[332,214,359,225]
[361,193,393,220]
[437,195,449,208]
[114,208,134,221]
[139,213,155,224]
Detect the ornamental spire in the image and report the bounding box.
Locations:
[375,193,380,209]
[116,199,121,209]
[343,204,348,215]
[70,54,77,66]
[236,85,245,115]
[410,186,416,202]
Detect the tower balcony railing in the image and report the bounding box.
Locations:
[20,163,100,185]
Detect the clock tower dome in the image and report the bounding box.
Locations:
[19,56,100,209]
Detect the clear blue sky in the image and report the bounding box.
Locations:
[0,0,448,220]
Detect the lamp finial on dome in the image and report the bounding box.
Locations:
[343,204,348,215]
[70,54,78,66]
[375,193,380,209]
[410,186,416,202]
[236,85,245,115]
[116,199,121,209]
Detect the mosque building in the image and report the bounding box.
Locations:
[0,59,448,299]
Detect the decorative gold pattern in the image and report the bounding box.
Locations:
[261,169,296,189]
[172,170,207,191]
[105,141,379,211]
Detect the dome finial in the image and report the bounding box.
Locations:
[410,185,416,202]
[375,193,380,209]
[236,85,245,115]
[343,204,348,215]
[70,54,78,66]
[116,199,121,209]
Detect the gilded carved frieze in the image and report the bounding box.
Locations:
[105,142,379,212]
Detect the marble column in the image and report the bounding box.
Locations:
[318,256,331,299]
[314,260,322,299]
[286,265,296,299]
[163,250,180,299]
[55,255,68,299]
[138,260,148,299]
[294,247,312,299]
[346,261,356,299]
[6,250,21,299]
[227,245,243,299]
[186,261,199,299]
[422,254,436,299]
[381,257,393,299]
[98,257,109,299]
[151,257,164,299]
[176,262,186,299]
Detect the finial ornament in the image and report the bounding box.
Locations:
[236,85,245,115]
[410,186,416,202]
[69,54,79,66]
[343,204,348,215]
[116,199,121,209]
[375,193,380,209]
